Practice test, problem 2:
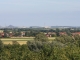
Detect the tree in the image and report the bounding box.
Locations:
[66,29,71,36]
[56,28,60,36]
[34,32,48,42]
[0,40,4,52]
[27,32,48,52]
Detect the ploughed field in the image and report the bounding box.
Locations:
[1,37,55,45]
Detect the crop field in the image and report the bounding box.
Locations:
[1,37,55,45]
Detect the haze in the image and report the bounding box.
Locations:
[0,0,80,26]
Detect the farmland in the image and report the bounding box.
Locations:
[1,37,55,45]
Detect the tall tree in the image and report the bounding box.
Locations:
[34,32,48,42]
[0,40,4,52]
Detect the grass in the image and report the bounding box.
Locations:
[3,41,27,45]
[1,37,55,45]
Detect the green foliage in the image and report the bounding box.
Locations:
[0,40,4,52]
[55,35,74,44]
[1,35,80,60]
[56,28,60,36]
[14,32,21,37]
[34,32,48,42]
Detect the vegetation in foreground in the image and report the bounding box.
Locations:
[0,33,80,60]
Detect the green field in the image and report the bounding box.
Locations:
[1,37,55,45]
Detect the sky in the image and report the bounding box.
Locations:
[0,0,80,27]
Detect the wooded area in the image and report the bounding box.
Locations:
[0,33,80,60]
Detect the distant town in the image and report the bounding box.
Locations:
[0,25,80,38]
[0,25,80,29]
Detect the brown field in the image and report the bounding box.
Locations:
[2,41,27,45]
[1,37,55,45]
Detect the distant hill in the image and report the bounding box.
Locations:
[6,25,17,28]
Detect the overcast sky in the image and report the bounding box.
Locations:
[0,0,80,26]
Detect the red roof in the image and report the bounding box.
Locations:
[72,32,80,35]
[59,32,66,34]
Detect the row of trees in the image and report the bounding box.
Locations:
[1,28,80,38]
[0,33,80,60]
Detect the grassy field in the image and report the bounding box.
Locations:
[1,37,55,45]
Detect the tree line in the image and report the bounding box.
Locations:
[0,32,80,60]
[0,28,80,38]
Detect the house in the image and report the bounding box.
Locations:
[9,31,13,37]
[44,32,56,37]
[21,31,25,37]
[72,32,80,36]
[0,30,4,37]
[59,32,67,36]
[0,33,4,37]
